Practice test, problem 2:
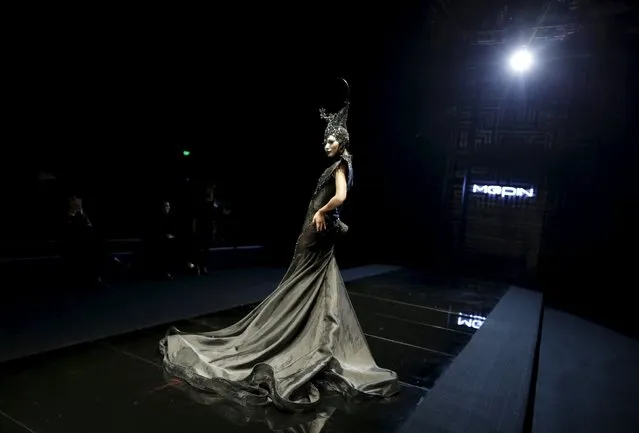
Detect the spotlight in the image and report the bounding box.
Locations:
[508,48,534,73]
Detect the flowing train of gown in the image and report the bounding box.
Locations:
[159,154,399,411]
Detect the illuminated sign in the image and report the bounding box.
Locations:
[472,184,535,198]
[457,313,486,330]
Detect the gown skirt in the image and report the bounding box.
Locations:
[159,156,399,411]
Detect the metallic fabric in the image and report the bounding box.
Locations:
[159,153,399,411]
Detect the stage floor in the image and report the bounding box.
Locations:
[0,269,508,433]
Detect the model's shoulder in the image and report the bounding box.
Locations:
[338,153,353,170]
[337,153,353,188]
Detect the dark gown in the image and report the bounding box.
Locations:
[159,153,399,412]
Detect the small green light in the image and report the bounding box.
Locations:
[182,150,191,156]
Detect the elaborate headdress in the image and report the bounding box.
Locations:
[319,78,351,148]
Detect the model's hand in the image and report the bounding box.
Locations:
[312,210,326,232]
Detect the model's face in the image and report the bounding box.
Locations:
[324,135,341,158]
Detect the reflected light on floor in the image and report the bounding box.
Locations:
[457,314,486,330]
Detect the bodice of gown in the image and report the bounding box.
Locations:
[307,153,353,221]
[294,154,353,255]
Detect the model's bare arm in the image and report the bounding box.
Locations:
[318,165,348,214]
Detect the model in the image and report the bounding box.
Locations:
[159,80,399,411]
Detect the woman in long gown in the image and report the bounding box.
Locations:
[159,83,399,411]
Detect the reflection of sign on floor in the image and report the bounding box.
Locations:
[457,313,487,330]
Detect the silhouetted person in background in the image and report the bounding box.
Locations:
[143,200,176,279]
[191,183,221,275]
[218,201,233,245]
[35,170,66,240]
[61,196,105,287]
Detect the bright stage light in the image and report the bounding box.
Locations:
[508,48,534,73]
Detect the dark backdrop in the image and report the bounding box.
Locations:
[2,1,638,333]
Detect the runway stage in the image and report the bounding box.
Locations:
[0,265,521,433]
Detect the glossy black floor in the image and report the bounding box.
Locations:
[0,269,507,433]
